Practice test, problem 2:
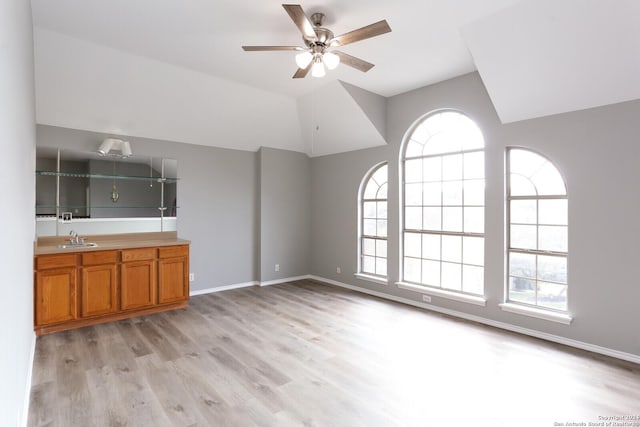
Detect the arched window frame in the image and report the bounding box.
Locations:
[501,147,572,324]
[356,162,388,284]
[397,109,486,306]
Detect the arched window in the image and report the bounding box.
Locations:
[358,163,388,280]
[507,148,568,312]
[400,111,485,299]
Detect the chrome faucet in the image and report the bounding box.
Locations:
[69,230,82,245]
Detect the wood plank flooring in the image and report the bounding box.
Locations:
[28,280,640,426]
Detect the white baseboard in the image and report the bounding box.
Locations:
[259,275,310,287]
[190,281,257,296]
[308,275,640,365]
[21,332,36,427]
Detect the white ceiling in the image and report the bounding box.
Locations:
[30,0,640,156]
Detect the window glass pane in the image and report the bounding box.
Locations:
[363,219,377,236]
[377,183,388,199]
[463,151,484,179]
[537,282,567,311]
[405,159,422,183]
[364,181,378,199]
[422,233,441,260]
[442,154,463,181]
[371,165,387,186]
[404,257,421,283]
[538,255,567,284]
[510,200,536,224]
[532,162,566,196]
[510,224,537,249]
[442,181,463,205]
[405,140,424,158]
[459,118,484,151]
[377,220,388,238]
[422,207,441,231]
[422,259,440,287]
[442,207,463,232]
[510,174,537,196]
[411,122,431,144]
[463,265,483,295]
[424,133,458,156]
[509,252,536,279]
[363,202,377,218]
[423,182,441,205]
[363,256,375,274]
[509,277,536,304]
[405,207,422,229]
[376,239,387,259]
[463,207,484,233]
[423,157,441,182]
[441,235,462,263]
[377,202,387,220]
[441,262,462,291]
[405,183,422,206]
[539,199,567,225]
[363,238,376,256]
[510,149,547,180]
[404,232,421,258]
[376,258,387,276]
[463,236,484,266]
[538,226,567,252]
[464,179,484,205]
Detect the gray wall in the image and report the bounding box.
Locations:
[259,147,311,282]
[311,72,640,357]
[0,0,37,425]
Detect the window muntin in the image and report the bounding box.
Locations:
[402,111,485,296]
[360,163,388,278]
[507,148,568,312]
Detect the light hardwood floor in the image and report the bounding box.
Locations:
[28,280,640,426]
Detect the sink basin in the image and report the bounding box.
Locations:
[57,242,99,249]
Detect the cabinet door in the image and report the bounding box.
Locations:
[158,256,188,304]
[80,264,119,318]
[121,260,156,310]
[35,267,77,326]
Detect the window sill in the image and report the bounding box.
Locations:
[396,282,487,307]
[499,303,573,325]
[355,273,388,286]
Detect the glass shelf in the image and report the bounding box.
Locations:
[35,170,178,183]
[36,205,179,210]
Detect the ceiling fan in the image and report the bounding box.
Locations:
[242,4,392,79]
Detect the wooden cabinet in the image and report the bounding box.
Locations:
[80,251,119,318]
[35,254,78,326]
[121,248,156,310]
[34,243,189,335]
[158,245,189,304]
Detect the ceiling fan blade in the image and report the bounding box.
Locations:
[282,4,317,42]
[242,46,303,51]
[292,62,312,79]
[333,51,375,73]
[330,20,391,47]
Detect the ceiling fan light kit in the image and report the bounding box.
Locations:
[242,4,391,79]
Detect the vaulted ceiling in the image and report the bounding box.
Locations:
[31,0,640,156]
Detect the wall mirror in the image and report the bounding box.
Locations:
[36,147,178,237]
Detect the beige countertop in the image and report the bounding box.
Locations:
[35,231,190,255]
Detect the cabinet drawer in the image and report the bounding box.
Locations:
[36,254,77,270]
[122,247,156,262]
[158,245,189,259]
[81,250,119,266]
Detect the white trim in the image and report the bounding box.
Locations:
[499,302,573,325]
[396,281,487,307]
[259,275,310,287]
[21,332,36,427]
[354,273,389,286]
[308,275,640,365]
[189,281,257,296]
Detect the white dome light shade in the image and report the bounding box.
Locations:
[295,51,313,69]
[311,59,326,77]
[322,51,340,70]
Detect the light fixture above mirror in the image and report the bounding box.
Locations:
[98,138,133,158]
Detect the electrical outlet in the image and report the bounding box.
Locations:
[422,295,431,303]
[189,273,195,282]
[275,264,280,272]
[336,267,341,274]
